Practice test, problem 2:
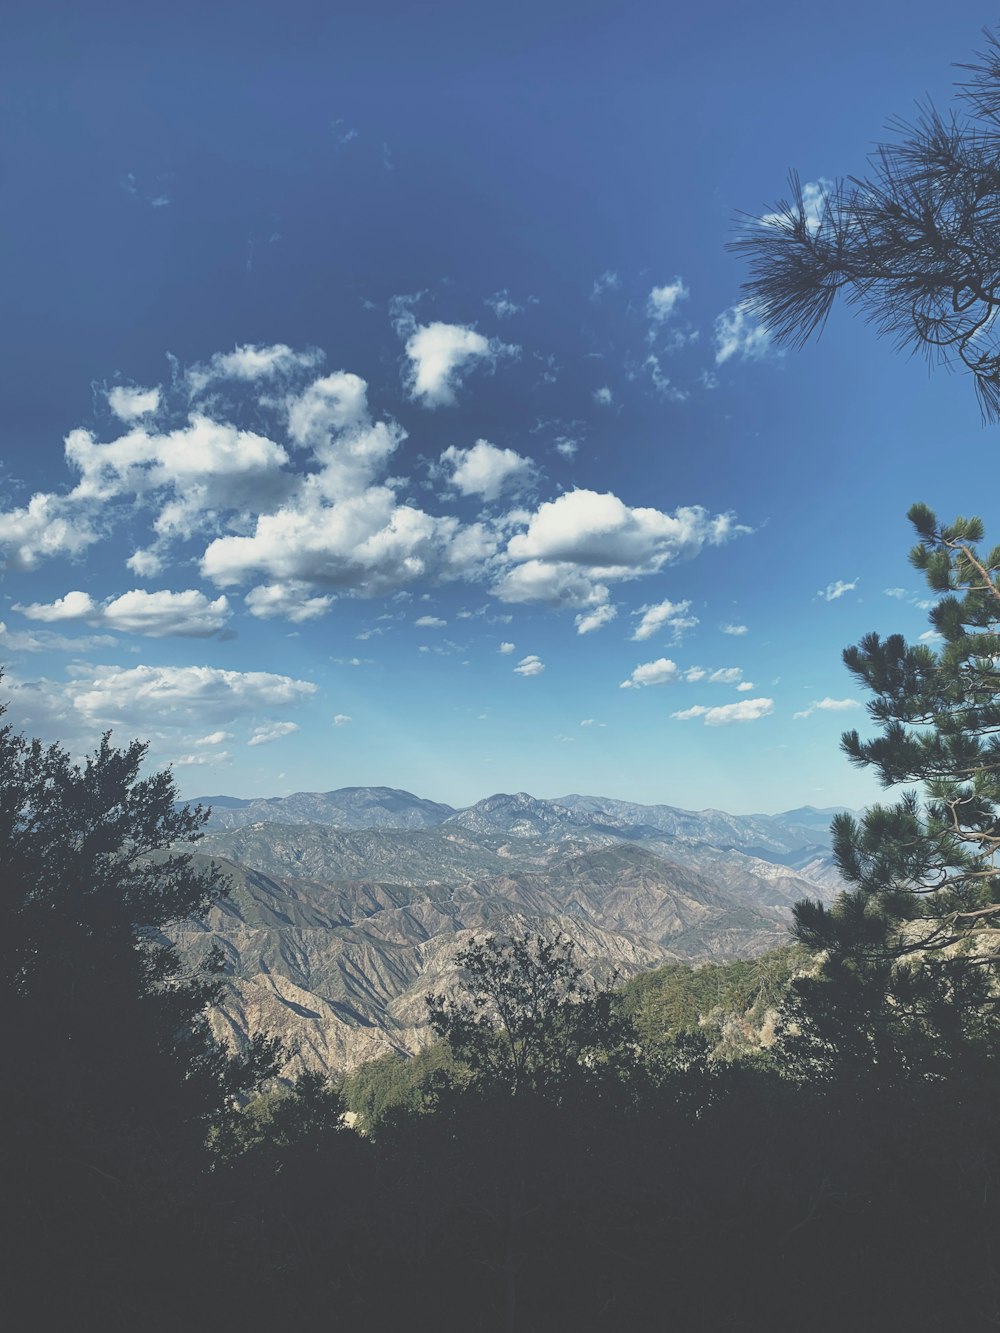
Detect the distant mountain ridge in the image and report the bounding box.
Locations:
[168,786,855,1079]
[187,785,854,853]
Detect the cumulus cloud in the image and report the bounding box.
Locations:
[107,385,161,421]
[244,583,334,622]
[793,697,861,720]
[248,721,299,746]
[736,681,754,692]
[440,439,535,502]
[631,598,698,642]
[593,386,613,406]
[15,588,231,638]
[575,603,617,635]
[195,730,231,746]
[620,658,678,689]
[186,343,322,396]
[714,301,772,365]
[403,322,514,407]
[819,578,858,602]
[647,279,689,322]
[333,713,352,727]
[498,641,516,654]
[0,493,98,570]
[415,615,446,627]
[722,623,748,636]
[197,369,495,601]
[65,414,293,544]
[494,490,747,612]
[514,654,544,676]
[673,698,774,725]
[70,664,315,728]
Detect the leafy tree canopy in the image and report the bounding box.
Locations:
[426,931,636,1100]
[0,702,279,1158]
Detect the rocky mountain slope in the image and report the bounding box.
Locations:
[170,789,851,1079]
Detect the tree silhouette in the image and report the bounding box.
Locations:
[0,703,279,1161]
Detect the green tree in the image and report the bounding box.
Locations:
[786,505,1000,1075]
[733,31,1000,418]
[0,705,279,1159]
[426,931,635,1099]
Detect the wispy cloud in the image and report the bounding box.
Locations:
[673,697,774,725]
[793,697,861,720]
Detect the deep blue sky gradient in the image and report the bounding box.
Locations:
[1,1,995,810]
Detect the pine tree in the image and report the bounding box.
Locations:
[733,32,1000,418]
[787,504,1000,1075]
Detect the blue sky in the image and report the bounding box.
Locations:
[0,0,994,813]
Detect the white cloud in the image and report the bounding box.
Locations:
[919,629,944,645]
[403,322,514,407]
[187,343,322,395]
[71,664,315,727]
[722,623,748,636]
[195,730,231,746]
[244,583,334,622]
[0,493,98,570]
[202,489,493,597]
[498,641,516,654]
[65,415,293,542]
[673,697,774,725]
[620,658,678,689]
[440,439,535,502]
[248,721,299,746]
[415,615,446,627]
[793,696,862,720]
[707,667,743,684]
[514,655,544,677]
[631,598,698,642]
[575,603,617,635]
[0,622,117,655]
[647,279,689,322]
[107,385,161,421]
[736,681,754,692]
[593,386,613,406]
[16,588,231,638]
[819,578,858,602]
[333,713,352,727]
[495,491,747,611]
[555,438,578,458]
[884,587,908,599]
[171,750,232,767]
[714,301,772,365]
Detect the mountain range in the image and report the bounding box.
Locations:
[171,788,852,1076]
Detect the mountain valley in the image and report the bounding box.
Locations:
[172,788,850,1077]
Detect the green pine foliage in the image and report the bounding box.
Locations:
[786,504,1000,1076]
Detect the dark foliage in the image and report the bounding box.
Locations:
[733,31,1000,418]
